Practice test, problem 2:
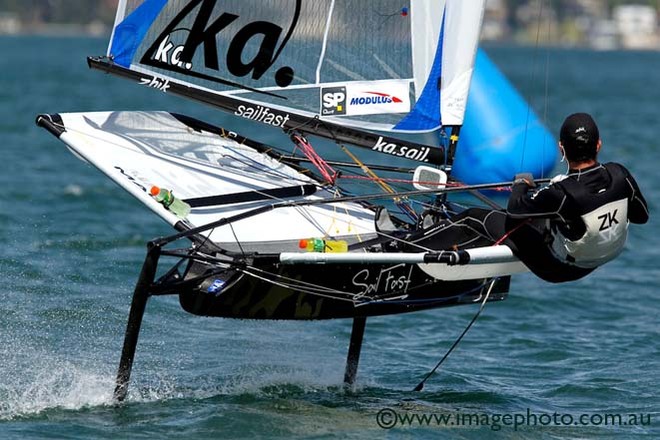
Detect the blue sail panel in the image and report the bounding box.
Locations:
[393,14,445,131]
[109,0,168,68]
[453,49,557,184]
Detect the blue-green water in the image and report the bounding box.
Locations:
[1,36,658,439]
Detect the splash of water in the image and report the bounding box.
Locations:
[0,358,114,421]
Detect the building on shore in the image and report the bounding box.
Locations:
[2,0,660,50]
[0,12,20,34]
[481,0,660,51]
[614,4,659,50]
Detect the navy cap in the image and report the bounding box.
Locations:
[560,113,600,161]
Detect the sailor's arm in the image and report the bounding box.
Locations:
[623,169,649,224]
[507,176,565,219]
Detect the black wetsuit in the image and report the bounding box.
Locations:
[505,162,648,282]
[410,162,648,283]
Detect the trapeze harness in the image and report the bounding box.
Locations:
[548,164,629,268]
[399,163,646,283]
[505,162,648,282]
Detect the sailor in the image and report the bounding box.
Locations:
[505,112,649,283]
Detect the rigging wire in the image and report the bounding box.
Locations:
[228,223,246,257]
[339,174,512,192]
[412,277,498,392]
[520,0,552,177]
[238,262,495,309]
[51,117,374,241]
[357,278,492,307]
[541,6,553,180]
[291,132,338,184]
[338,143,419,222]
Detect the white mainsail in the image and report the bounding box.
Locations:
[63,0,493,244]
[107,0,485,133]
[49,1,498,243]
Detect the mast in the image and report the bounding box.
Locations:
[445,125,462,173]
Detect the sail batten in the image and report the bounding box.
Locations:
[315,0,335,85]
[106,0,485,134]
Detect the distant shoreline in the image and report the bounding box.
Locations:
[0,23,109,38]
[2,28,659,53]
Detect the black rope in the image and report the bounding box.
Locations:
[413,278,497,391]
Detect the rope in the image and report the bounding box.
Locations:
[339,174,512,192]
[291,133,338,184]
[412,277,498,391]
[338,144,419,222]
[494,219,531,246]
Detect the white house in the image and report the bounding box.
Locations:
[613,4,659,50]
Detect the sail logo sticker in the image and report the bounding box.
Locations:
[140,76,171,92]
[372,137,431,162]
[339,81,411,117]
[347,89,408,116]
[319,82,410,117]
[141,0,301,88]
[235,105,291,127]
[350,92,402,106]
[321,87,346,115]
[114,166,149,193]
[152,35,193,71]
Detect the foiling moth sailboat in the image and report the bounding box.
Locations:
[37,0,532,401]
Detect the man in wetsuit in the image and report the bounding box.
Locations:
[505,112,649,283]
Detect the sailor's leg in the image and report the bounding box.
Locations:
[407,207,505,252]
[453,207,508,242]
[343,316,367,385]
[415,208,507,249]
[113,243,161,402]
[503,219,594,283]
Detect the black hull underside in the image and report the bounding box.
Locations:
[177,259,510,320]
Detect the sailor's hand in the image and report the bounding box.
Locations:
[550,174,568,184]
[513,172,536,188]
